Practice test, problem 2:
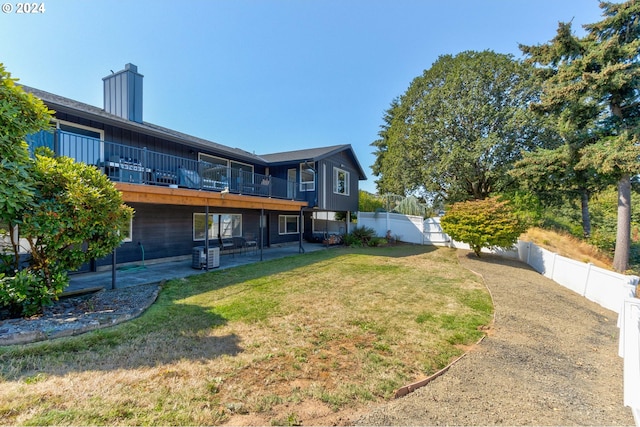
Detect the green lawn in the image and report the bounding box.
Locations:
[0,245,493,426]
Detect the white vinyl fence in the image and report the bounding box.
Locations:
[620,298,640,426]
[358,211,640,423]
[357,212,425,244]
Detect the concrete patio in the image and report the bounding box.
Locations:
[65,242,328,295]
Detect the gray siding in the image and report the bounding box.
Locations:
[95,204,283,267]
[96,203,194,267]
[317,151,359,212]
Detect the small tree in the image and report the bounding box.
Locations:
[1,148,134,317]
[441,197,528,257]
[0,63,53,268]
[358,190,385,213]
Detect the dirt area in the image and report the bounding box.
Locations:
[355,252,634,426]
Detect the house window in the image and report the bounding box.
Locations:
[230,160,254,175]
[300,162,315,191]
[198,155,255,184]
[199,154,230,186]
[231,160,255,185]
[287,168,297,199]
[199,153,228,169]
[122,216,133,243]
[58,121,104,166]
[333,167,350,196]
[27,120,104,166]
[278,215,299,235]
[193,213,242,241]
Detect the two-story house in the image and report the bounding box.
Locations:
[22,64,366,271]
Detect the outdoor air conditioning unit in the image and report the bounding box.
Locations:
[191,246,220,269]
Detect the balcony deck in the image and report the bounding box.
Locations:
[28,130,308,211]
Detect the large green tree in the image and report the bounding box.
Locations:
[519,0,640,271]
[371,50,560,202]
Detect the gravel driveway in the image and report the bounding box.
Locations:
[356,252,634,426]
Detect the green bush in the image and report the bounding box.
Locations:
[441,197,528,257]
[344,226,379,247]
[0,266,68,318]
[368,237,387,247]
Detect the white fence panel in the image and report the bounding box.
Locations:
[357,212,387,237]
[515,242,638,314]
[586,268,639,314]
[357,212,424,244]
[551,255,591,296]
[620,298,640,425]
[423,217,450,245]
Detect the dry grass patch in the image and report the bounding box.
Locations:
[521,227,613,269]
[0,245,492,426]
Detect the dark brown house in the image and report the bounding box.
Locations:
[22,64,366,270]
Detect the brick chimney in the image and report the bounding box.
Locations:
[103,63,143,123]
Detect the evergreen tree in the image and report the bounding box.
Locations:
[519,0,640,271]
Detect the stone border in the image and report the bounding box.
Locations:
[0,285,161,346]
[392,264,496,398]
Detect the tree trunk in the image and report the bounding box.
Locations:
[613,174,631,272]
[580,189,591,238]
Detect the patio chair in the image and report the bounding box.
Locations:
[244,233,258,255]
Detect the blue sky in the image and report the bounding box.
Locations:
[1,0,606,193]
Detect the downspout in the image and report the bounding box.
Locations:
[54,125,60,155]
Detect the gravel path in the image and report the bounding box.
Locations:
[356,252,634,426]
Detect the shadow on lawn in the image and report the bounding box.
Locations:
[460,251,538,272]
[0,244,440,378]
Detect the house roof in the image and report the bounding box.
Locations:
[21,85,367,180]
[21,85,268,165]
[261,145,367,180]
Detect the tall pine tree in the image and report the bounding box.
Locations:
[520,0,640,272]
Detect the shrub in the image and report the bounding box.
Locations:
[345,226,378,247]
[0,265,68,318]
[440,197,528,257]
[0,150,133,318]
[368,237,387,247]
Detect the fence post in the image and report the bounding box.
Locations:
[583,263,592,297]
[386,212,390,237]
